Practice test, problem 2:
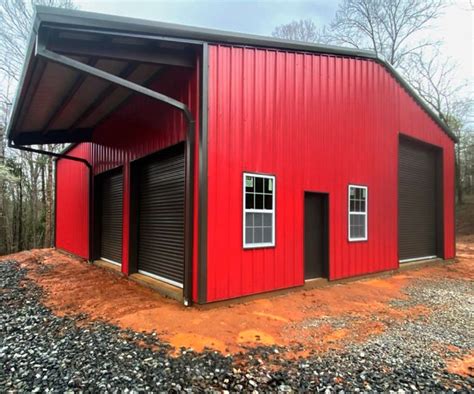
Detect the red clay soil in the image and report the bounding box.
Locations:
[446,351,474,378]
[1,241,473,356]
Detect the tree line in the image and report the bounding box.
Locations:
[0,0,73,255]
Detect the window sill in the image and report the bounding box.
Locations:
[243,243,275,250]
[348,238,368,242]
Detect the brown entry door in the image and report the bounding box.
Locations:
[304,193,329,280]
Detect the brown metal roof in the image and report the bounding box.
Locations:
[7,12,197,145]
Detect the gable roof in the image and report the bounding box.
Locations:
[6,6,456,143]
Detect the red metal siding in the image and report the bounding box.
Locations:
[206,45,455,302]
[55,143,91,259]
[55,64,200,301]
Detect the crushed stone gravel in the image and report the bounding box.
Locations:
[1,259,473,391]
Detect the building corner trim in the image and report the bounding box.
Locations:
[198,43,209,304]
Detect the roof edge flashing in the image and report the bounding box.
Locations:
[33,5,376,59]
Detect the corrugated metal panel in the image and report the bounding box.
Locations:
[50,59,129,130]
[79,63,160,128]
[137,147,185,285]
[20,61,80,131]
[91,66,193,174]
[206,44,455,302]
[55,143,91,258]
[99,169,123,263]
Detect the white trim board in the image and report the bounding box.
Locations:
[399,255,437,263]
[138,269,183,289]
[100,257,121,266]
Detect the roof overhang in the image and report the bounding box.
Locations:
[6,7,200,146]
[6,6,457,145]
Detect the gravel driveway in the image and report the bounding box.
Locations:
[1,256,473,391]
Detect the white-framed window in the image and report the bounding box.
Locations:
[348,185,368,242]
[243,173,275,248]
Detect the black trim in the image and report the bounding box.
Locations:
[184,128,195,306]
[42,22,205,46]
[13,128,93,145]
[7,141,94,261]
[8,140,92,169]
[435,149,444,259]
[128,160,139,274]
[453,144,456,258]
[53,159,58,248]
[47,35,195,68]
[89,165,95,261]
[198,43,209,304]
[33,6,375,57]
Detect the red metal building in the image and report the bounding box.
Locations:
[6,7,456,305]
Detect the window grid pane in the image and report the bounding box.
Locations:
[349,186,367,240]
[349,213,366,239]
[349,186,367,214]
[244,174,274,247]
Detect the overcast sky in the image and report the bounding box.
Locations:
[73,0,472,85]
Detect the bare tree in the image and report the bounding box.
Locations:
[272,1,474,205]
[399,48,466,124]
[0,0,75,254]
[0,0,76,81]
[272,19,323,43]
[323,0,445,67]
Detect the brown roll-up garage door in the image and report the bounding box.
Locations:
[99,169,123,264]
[398,138,438,262]
[137,146,185,287]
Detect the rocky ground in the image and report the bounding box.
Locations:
[1,248,473,391]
